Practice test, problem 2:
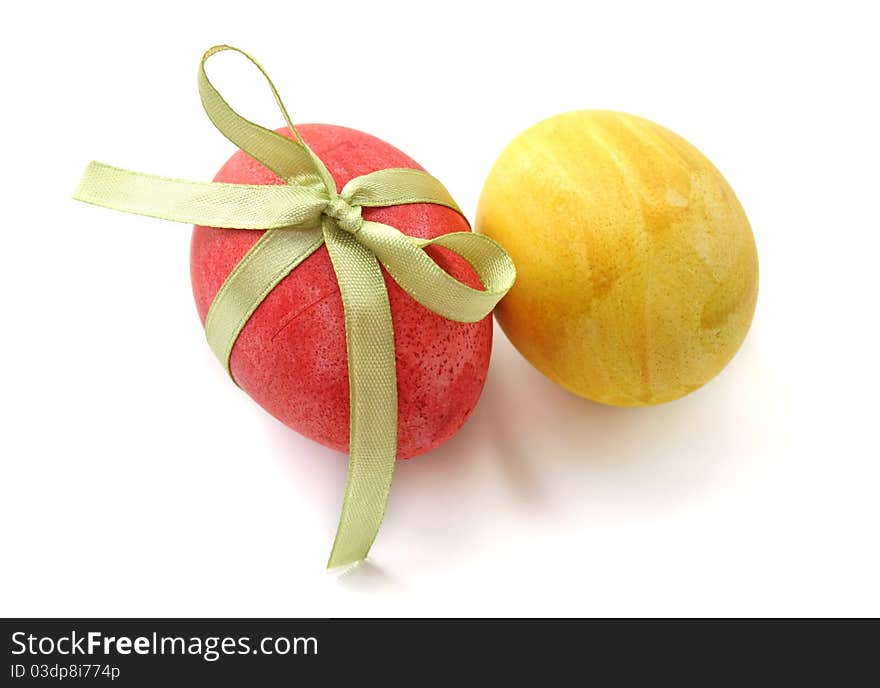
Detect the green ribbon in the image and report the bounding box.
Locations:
[73,45,516,568]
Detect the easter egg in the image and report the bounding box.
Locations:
[191,125,492,457]
[477,111,758,406]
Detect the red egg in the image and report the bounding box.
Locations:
[190,125,492,459]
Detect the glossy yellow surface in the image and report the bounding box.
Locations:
[477,111,759,406]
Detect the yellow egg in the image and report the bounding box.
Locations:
[477,111,759,406]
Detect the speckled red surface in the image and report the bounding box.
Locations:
[190,125,492,459]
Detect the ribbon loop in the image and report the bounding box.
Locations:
[73,44,516,570]
[357,222,515,322]
[198,46,324,188]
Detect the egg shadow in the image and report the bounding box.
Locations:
[265,321,778,579]
[384,322,778,569]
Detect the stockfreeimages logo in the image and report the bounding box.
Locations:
[11,631,318,662]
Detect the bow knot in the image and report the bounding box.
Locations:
[73,43,516,570]
[323,195,363,235]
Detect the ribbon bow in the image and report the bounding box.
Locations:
[74,45,516,568]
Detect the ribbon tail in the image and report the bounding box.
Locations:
[74,162,327,230]
[322,219,398,569]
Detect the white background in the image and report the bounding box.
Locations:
[1,1,877,617]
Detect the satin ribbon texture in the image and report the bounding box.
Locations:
[73,45,516,568]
